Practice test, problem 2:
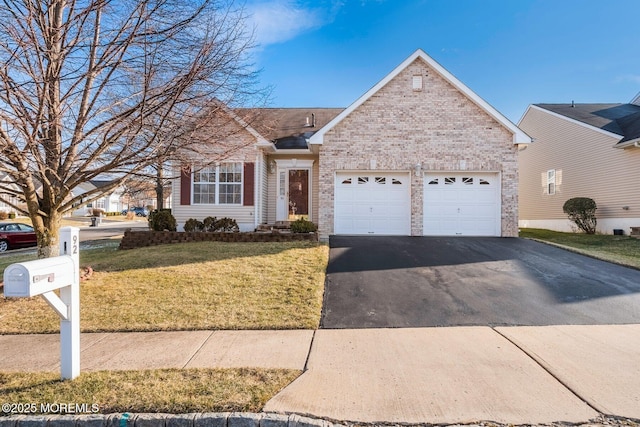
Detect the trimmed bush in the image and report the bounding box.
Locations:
[184,218,204,232]
[290,218,317,233]
[183,217,239,232]
[203,216,218,232]
[563,197,597,234]
[149,209,177,231]
[0,211,8,220]
[212,217,239,232]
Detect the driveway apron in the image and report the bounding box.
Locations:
[320,236,640,328]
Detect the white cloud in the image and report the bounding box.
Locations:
[246,1,328,47]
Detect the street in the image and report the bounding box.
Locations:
[0,218,148,256]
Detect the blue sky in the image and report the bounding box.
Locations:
[245,0,640,123]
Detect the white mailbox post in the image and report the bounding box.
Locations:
[3,226,80,380]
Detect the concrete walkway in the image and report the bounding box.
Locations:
[2,325,640,425]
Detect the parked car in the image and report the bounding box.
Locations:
[121,207,149,217]
[0,223,38,252]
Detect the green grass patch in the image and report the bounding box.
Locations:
[520,228,640,269]
[0,241,329,334]
[0,368,300,414]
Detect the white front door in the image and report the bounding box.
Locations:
[334,172,411,235]
[423,172,500,236]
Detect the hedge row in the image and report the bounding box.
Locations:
[118,230,318,250]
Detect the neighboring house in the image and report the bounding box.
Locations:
[71,180,125,216]
[172,49,531,238]
[518,95,640,233]
[0,172,24,214]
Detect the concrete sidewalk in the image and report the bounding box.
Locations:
[1,325,640,425]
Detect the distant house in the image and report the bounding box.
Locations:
[71,180,125,216]
[172,49,530,238]
[0,172,24,214]
[518,94,640,233]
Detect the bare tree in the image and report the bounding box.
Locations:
[0,0,264,257]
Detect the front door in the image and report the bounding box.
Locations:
[276,162,313,221]
[287,170,309,219]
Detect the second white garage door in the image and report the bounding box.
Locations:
[335,172,411,235]
[423,172,500,236]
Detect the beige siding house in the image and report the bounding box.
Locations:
[518,99,640,233]
[172,49,530,238]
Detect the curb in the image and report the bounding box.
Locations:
[0,412,639,427]
[0,413,342,427]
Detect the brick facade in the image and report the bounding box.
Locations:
[317,57,519,238]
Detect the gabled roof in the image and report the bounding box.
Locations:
[236,108,344,150]
[309,49,531,145]
[533,103,640,147]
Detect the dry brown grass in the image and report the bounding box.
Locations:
[0,241,328,334]
[0,368,300,414]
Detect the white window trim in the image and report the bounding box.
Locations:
[547,169,556,196]
[192,162,244,205]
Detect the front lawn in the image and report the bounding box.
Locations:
[0,368,300,414]
[0,241,329,334]
[520,228,640,269]
[0,240,325,415]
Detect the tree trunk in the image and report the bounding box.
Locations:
[34,211,63,258]
[156,166,164,210]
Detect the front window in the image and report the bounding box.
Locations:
[547,169,556,195]
[193,163,242,205]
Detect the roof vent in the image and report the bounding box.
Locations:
[304,113,316,128]
[412,75,423,91]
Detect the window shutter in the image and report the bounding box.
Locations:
[180,165,191,205]
[243,162,255,206]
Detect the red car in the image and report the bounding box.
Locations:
[0,223,38,252]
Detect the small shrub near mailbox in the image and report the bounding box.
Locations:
[563,197,597,234]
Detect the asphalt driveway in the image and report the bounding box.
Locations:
[320,236,640,328]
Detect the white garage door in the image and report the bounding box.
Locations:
[423,173,500,236]
[335,172,411,235]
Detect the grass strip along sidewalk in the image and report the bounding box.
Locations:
[0,241,327,415]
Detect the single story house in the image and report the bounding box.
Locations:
[172,49,531,239]
[518,95,640,234]
[71,180,125,216]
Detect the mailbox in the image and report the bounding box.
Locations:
[3,255,77,297]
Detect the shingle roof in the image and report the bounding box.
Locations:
[235,108,344,149]
[536,103,640,144]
